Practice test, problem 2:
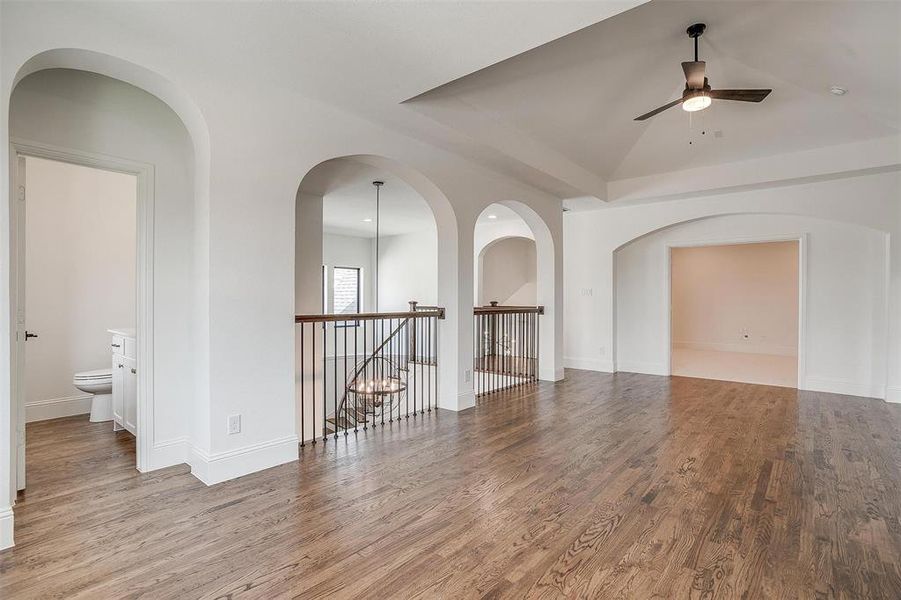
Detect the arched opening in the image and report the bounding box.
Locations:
[294,155,458,443]
[471,202,559,396]
[3,51,210,548]
[477,237,537,307]
[612,213,889,396]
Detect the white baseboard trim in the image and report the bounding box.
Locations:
[563,356,614,373]
[616,361,669,376]
[25,394,93,422]
[802,377,884,400]
[0,505,13,550]
[441,390,475,412]
[143,437,189,472]
[188,435,299,486]
[886,386,901,404]
[673,341,798,357]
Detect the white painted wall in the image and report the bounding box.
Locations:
[0,12,564,534]
[479,237,536,306]
[377,229,438,311]
[10,69,194,450]
[324,233,374,313]
[24,157,136,419]
[565,171,899,401]
[670,242,799,357]
[473,218,536,306]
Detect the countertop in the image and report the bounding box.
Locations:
[108,328,136,338]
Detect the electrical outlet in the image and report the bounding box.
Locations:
[464,369,472,383]
[227,414,241,435]
[599,346,606,356]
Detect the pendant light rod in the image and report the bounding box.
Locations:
[372,180,383,312]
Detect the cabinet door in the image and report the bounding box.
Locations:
[123,356,137,436]
[112,354,125,430]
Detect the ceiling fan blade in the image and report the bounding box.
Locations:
[710,89,772,102]
[681,61,706,89]
[634,98,682,121]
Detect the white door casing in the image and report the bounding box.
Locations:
[9,140,155,486]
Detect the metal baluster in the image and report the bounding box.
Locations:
[311,322,316,445]
[433,315,438,411]
[380,317,385,426]
[473,313,477,398]
[516,313,521,387]
[425,316,431,413]
[322,320,327,442]
[363,319,368,431]
[504,312,509,391]
[481,314,485,396]
[389,318,395,423]
[333,321,338,440]
[493,313,497,394]
[535,312,540,383]
[300,322,305,446]
[354,317,359,433]
[405,319,410,419]
[343,320,348,436]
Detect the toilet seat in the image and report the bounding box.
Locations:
[74,368,112,383]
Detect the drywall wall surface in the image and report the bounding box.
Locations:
[479,237,537,306]
[671,241,799,356]
[24,157,136,417]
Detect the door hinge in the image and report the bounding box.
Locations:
[17,185,26,202]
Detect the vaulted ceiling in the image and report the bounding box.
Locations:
[39,0,899,205]
[406,0,900,201]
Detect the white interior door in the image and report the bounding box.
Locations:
[14,155,27,490]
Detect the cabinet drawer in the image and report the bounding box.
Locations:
[123,336,137,360]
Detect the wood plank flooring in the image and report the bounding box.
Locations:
[2,369,900,598]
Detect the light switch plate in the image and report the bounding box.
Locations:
[227,414,241,435]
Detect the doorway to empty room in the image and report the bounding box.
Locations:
[670,241,799,387]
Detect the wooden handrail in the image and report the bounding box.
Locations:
[296,308,444,323]
[474,305,544,315]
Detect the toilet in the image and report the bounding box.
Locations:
[73,369,113,422]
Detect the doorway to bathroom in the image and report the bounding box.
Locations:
[10,143,153,492]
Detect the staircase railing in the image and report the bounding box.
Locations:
[473,302,543,397]
[296,305,444,443]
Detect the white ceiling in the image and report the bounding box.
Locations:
[44,1,900,202]
[307,157,525,237]
[407,0,900,185]
[47,0,645,200]
[307,159,435,238]
[477,204,524,224]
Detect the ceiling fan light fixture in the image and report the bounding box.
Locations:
[682,93,712,112]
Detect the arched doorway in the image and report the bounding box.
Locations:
[611,213,890,396]
[3,50,210,549]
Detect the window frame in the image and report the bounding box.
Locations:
[331,265,362,327]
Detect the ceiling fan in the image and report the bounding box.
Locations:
[634,23,772,121]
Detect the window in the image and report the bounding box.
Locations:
[332,267,360,325]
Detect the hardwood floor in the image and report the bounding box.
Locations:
[2,369,901,599]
